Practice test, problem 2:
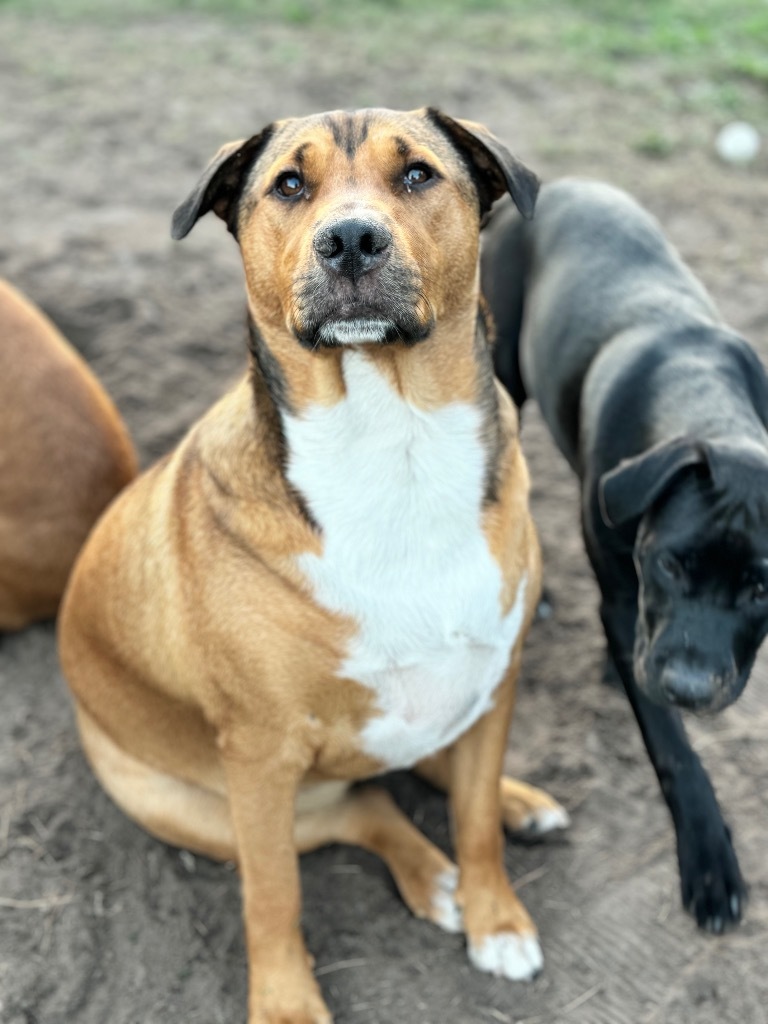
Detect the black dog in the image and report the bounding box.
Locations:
[481,178,768,932]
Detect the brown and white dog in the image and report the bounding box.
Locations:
[58,108,568,1023]
[0,279,136,631]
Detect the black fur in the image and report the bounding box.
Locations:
[325,110,372,159]
[428,109,539,220]
[247,317,292,414]
[475,302,505,506]
[481,178,768,932]
[245,329,319,535]
[170,126,275,241]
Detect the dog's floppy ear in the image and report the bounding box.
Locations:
[701,438,768,491]
[171,125,275,240]
[699,438,768,527]
[427,108,539,219]
[599,437,707,528]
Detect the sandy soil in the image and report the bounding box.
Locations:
[1,11,767,1024]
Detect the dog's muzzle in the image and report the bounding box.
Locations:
[637,644,740,713]
[659,660,723,711]
[293,215,433,350]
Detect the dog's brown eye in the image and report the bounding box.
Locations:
[275,172,305,198]
[751,580,768,603]
[404,164,432,190]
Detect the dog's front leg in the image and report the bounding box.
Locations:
[600,598,748,933]
[221,732,331,1024]
[448,656,543,981]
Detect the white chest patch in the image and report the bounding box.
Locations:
[284,351,526,770]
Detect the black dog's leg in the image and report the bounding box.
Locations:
[601,599,748,932]
[600,649,622,689]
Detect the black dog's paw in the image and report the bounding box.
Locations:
[678,823,748,933]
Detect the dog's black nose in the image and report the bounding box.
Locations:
[660,662,716,710]
[313,218,391,281]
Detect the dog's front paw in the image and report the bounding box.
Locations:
[468,931,543,981]
[463,879,542,981]
[249,965,332,1024]
[250,994,332,1024]
[678,822,748,933]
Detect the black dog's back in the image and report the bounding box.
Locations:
[482,180,720,468]
[480,199,529,408]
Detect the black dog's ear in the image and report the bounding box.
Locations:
[701,438,768,491]
[699,438,768,528]
[171,125,275,240]
[599,437,707,528]
[427,108,539,219]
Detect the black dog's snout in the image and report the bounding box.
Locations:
[313,218,391,281]
[659,661,717,711]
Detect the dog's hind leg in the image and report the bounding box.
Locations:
[415,751,570,837]
[77,698,461,934]
[498,776,571,836]
[75,703,238,862]
[295,785,463,934]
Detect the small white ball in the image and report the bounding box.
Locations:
[715,121,761,165]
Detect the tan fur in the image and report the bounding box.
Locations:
[238,115,484,413]
[417,748,567,834]
[0,279,137,630]
[59,108,556,1023]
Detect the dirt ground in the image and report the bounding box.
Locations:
[1,10,768,1024]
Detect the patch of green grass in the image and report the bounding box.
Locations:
[733,52,768,86]
[2,0,766,119]
[633,130,677,159]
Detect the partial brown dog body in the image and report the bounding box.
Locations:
[59,108,567,1023]
[0,279,136,630]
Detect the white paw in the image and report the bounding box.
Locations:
[431,868,464,933]
[518,803,570,836]
[468,931,543,981]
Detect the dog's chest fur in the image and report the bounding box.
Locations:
[284,351,525,770]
